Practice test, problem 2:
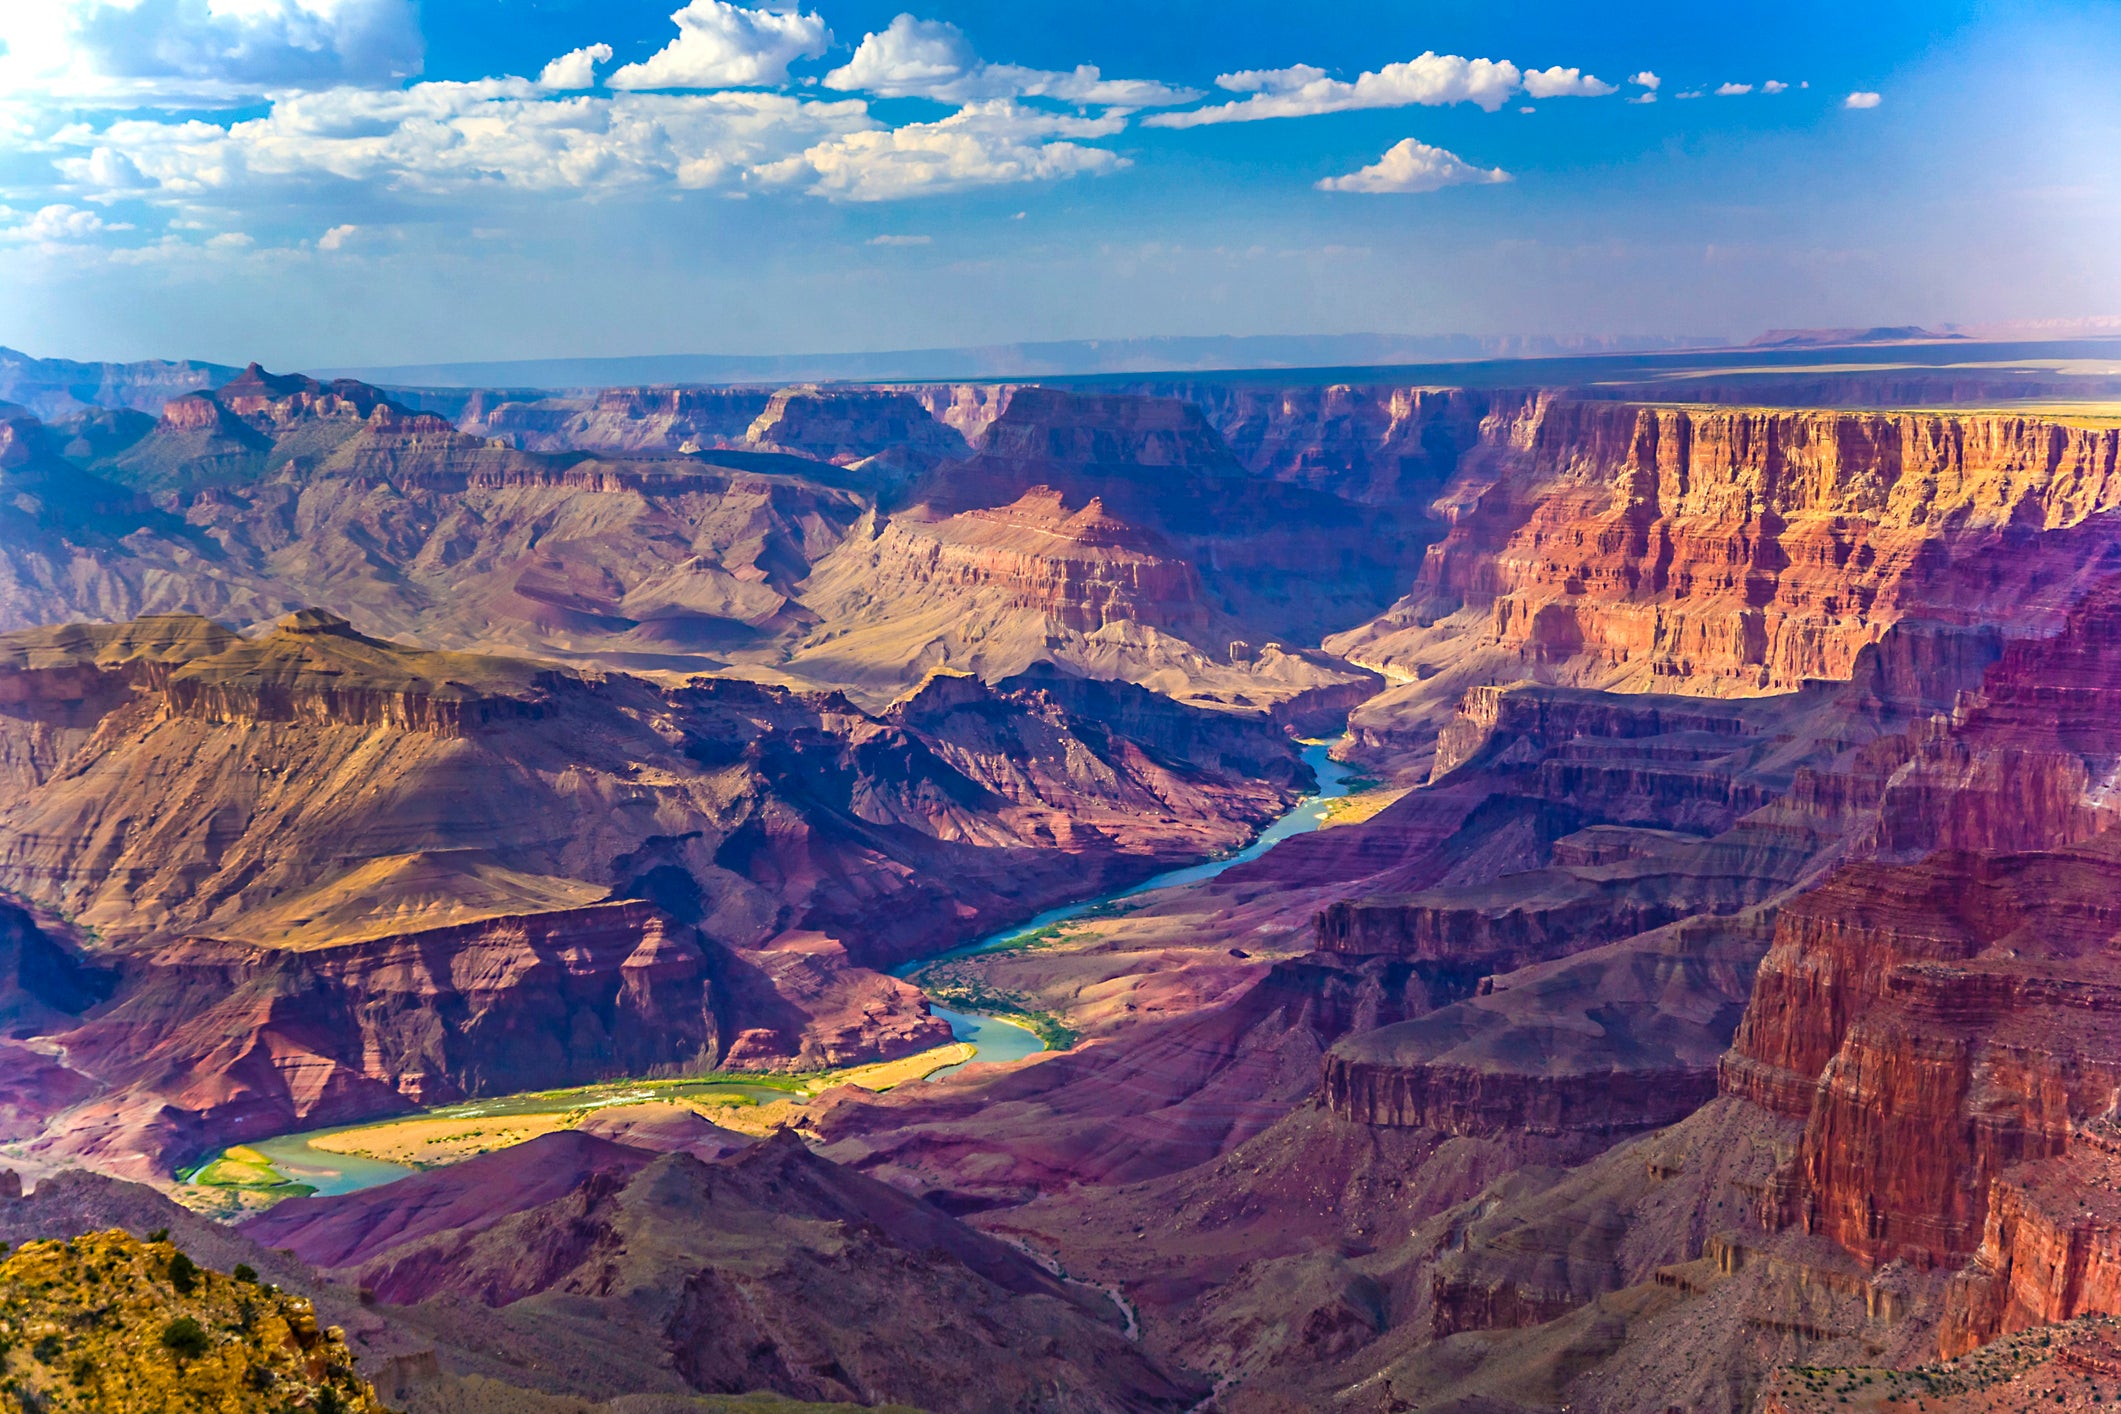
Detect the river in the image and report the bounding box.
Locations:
[195,738,1358,1194]
[908,738,1358,1074]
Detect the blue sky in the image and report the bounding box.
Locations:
[0,0,2115,367]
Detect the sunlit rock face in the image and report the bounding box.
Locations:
[1332,398,2121,699]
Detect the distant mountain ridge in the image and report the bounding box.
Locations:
[0,346,237,420]
[1745,324,1965,347]
[316,331,1725,390]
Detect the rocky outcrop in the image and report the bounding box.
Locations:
[0,1229,389,1414]
[42,900,721,1173]
[1869,580,2121,860]
[952,387,1245,484]
[1322,912,1770,1139]
[1332,397,2121,698]
[910,382,1017,445]
[840,488,1214,636]
[1708,581,2121,1332]
[792,483,1381,719]
[0,372,877,670]
[159,608,560,734]
[894,386,1426,656]
[4,368,1418,726]
[457,383,973,471]
[1723,842,2121,1277]
[745,386,970,467]
[459,385,772,452]
[1940,1137,2121,1357]
[0,611,1305,953]
[198,363,438,429]
[1430,682,1763,782]
[1326,1052,1718,1139]
[1123,380,1496,504]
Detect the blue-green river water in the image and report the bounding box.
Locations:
[198,739,1357,1193]
[909,739,1356,1075]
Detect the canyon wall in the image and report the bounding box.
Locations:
[0,604,1313,1172]
[1330,398,2121,707]
[1702,579,2121,1356]
[45,901,728,1175]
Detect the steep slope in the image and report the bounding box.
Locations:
[779,388,1402,718]
[247,1130,1207,1414]
[1709,578,2121,1358]
[0,1141,1096,1414]
[1121,572,2121,1410]
[1,369,1403,726]
[0,368,875,675]
[906,387,1423,643]
[783,597,2095,1413]
[793,486,1378,723]
[0,609,1306,1175]
[1327,397,2121,775]
[0,1227,388,1414]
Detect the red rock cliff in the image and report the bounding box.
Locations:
[1334,398,2121,696]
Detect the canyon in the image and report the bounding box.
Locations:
[0,603,1306,1179]
[6,343,2121,1411]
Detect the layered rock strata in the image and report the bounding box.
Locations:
[1328,399,2121,761]
[48,901,728,1174]
[0,608,1307,1173]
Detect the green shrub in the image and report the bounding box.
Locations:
[167,1251,199,1295]
[232,1262,258,1284]
[160,1316,209,1361]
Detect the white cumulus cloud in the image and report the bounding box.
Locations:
[540,43,613,91]
[1762,79,1789,94]
[1,203,134,242]
[607,1,829,91]
[824,13,1197,107]
[1215,64,1329,94]
[1522,65,1616,98]
[0,0,422,105]
[760,100,1128,201]
[318,223,359,249]
[1629,70,1661,91]
[55,81,877,198]
[1845,90,1882,108]
[1315,138,1511,194]
[1146,50,1616,127]
[1716,82,1753,96]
